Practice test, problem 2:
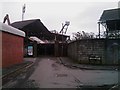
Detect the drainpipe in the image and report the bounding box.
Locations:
[98,22,101,39]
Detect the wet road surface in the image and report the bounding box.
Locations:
[19,57,118,88]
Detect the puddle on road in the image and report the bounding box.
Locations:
[51,63,61,70]
[52,82,60,85]
[51,82,75,87]
[51,63,58,68]
[56,74,68,77]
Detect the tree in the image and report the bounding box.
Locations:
[72,31,96,40]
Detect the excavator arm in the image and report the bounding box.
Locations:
[3,14,10,25]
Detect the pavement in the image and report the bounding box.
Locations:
[2,58,34,77]
[2,57,119,89]
[1,58,36,88]
[59,57,119,70]
[1,56,118,79]
[2,57,118,77]
[20,57,119,89]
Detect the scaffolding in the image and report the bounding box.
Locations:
[98,8,120,39]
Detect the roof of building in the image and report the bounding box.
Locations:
[0,22,25,37]
[11,19,69,41]
[11,19,39,29]
[11,19,51,34]
[99,8,120,22]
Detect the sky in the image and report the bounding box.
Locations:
[0,0,119,38]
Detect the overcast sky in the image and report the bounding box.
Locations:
[0,0,119,37]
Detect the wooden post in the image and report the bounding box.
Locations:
[54,41,59,57]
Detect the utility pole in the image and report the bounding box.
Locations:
[22,4,26,21]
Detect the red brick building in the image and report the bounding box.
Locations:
[0,22,25,68]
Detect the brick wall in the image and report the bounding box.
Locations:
[68,39,120,65]
[68,41,78,60]
[0,32,2,67]
[2,32,24,68]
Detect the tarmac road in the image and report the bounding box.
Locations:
[18,57,119,89]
